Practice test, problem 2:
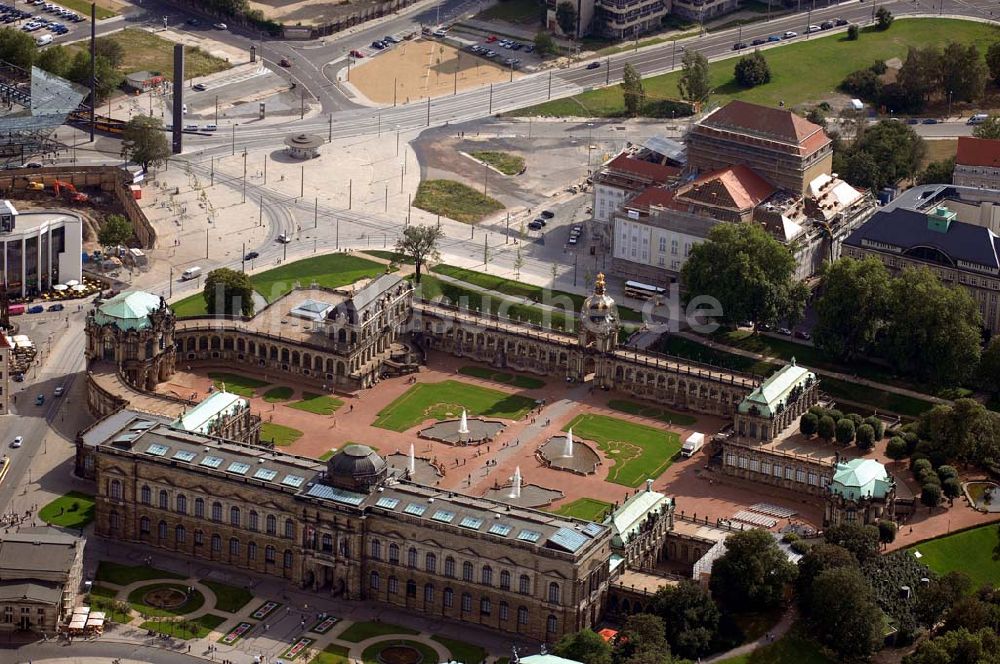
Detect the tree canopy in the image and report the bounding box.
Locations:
[0,27,36,70]
[709,529,797,611]
[824,522,880,563]
[917,399,1000,467]
[552,628,612,664]
[395,224,443,284]
[734,50,771,88]
[555,1,577,36]
[621,64,645,117]
[650,580,720,659]
[988,42,1000,85]
[121,115,172,172]
[534,31,557,57]
[973,115,1000,139]
[803,566,884,660]
[203,268,255,317]
[97,214,133,253]
[678,50,711,104]
[918,157,956,185]
[875,6,893,29]
[837,120,926,190]
[813,257,891,362]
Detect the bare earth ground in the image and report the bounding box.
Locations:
[248,0,362,25]
[349,40,523,105]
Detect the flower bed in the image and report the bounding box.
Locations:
[283,637,314,660]
[250,600,281,620]
[311,616,340,634]
[219,621,254,645]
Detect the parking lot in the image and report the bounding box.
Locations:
[2,0,88,45]
[464,35,536,71]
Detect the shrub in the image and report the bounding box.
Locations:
[886,436,909,460]
[942,477,962,499]
[904,431,920,454]
[818,415,836,442]
[790,539,812,555]
[809,405,828,418]
[921,483,943,508]
[836,418,856,445]
[912,458,933,477]
[936,465,958,480]
[856,423,876,451]
[69,501,80,512]
[919,469,941,486]
[828,409,844,422]
[863,416,885,440]
[734,50,771,88]
[877,519,897,544]
[782,532,800,543]
[869,60,888,75]
[800,412,819,436]
[848,413,864,428]
[847,24,859,40]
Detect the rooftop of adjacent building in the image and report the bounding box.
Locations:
[738,361,816,418]
[0,201,82,235]
[956,135,1000,168]
[601,153,682,184]
[0,526,81,577]
[172,390,247,434]
[693,100,831,155]
[606,480,672,546]
[92,290,167,331]
[830,458,891,501]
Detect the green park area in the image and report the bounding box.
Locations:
[554,497,615,521]
[432,635,487,664]
[458,366,545,389]
[413,180,505,223]
[515,18,998,117]
[60,0,117,18]
[201,580,254,613]
[911,524,1000,588]
[67,29,230,80]
[289,392,344,415]
[140,614,227,640]
[209,372,269,398]
[311,644,351,664]
[95,561,184,586]
[338,620,419,642]
[718,626,831,664]
[373,380,535,432]
[470,151,526,176]
[263,386,294,402]
[127,583,205,617]
[564,413,681,486]
[607,399,698,427]
[419,275,575,331]
[171,254,384,316]
[478,0,540,24]
[260,422,304,446]
[39,491,95,529]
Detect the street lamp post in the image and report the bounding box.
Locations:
[231,123,238,156]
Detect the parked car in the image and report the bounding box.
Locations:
[277,233,292,243]
[528,220,542,230]
[432,28,446,37]
[48,303,63,311]
[922,118,939,124]
[54,386,64,396]
[349,49,365,58]
[540,210,555,219]
[906,117,919,124]
[27,304,43,313]
[782,30,797,38]
[193,82,207,91]
[371,40,385,49]
[35,394,44,405]
[820,20,833,29]
[384,35,399,43]
[534,218,547,227]
[732,41,747,50]
[778,327,793,336]
[805,24,821,33]
[794,330,812,340]
[767,35,781,42]
[834,17,848,25]
[485,34,497,42]
[751,38,766,45]
[11,436,22,448]
[186,17,200,24]
[244,250,260,260]
[213,22,227,29]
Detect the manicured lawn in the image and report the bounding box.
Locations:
[718,626,831,664]
[289,392,343,415]
[470,150,526,175]
[922,138,958,168]
[66,30,230,81]
[515,18,1000,116]
[479,0,541,24]
[413,180,505,224]
[311,644,351,664]
[263,386,294,402]
[362,250,409,263]
[90,585,118,599]
[373,380,535,432]
[61,0,117,19]
[89,593,131,623]
[607,399,698,427]
[566,413,681,486]
[362,640,439,664]
[209,372,269,398]
[911,524,1000,588]
[554,497,614,522]
[38,491,95,529]
[95,561,185,586]
[458,365,545,389]
[418,275,575,331]
[201,580,254,613]
[140,614,227,640]
[432,635,486,664]
[169,292,206,317]
[337,620,418,642]
[128,583,205,617]
[318,449,337,461]
[260,422,303,446]
[659,335,777,375]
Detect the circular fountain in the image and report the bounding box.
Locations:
[418,409,505,445]
[482,465,564,508]
[539,428,601,475]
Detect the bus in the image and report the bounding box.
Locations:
[624,280,667,301]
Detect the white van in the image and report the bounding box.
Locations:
[35,34,52,46]
[681,432,705,458]
[968,113,989,125]
[203,123,218,132]
[181,266,202,281]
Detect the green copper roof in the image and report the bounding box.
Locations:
[738,360,815,417]
[93,291,164,331]
[831,458,891,500]
[606,486,671,548]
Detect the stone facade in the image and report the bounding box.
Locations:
[85,294,176,391]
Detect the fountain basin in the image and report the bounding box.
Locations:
[539,436,601,475]
[482,484,563,508]
[418,418,505,445]
[964,481,1000,512]
[386,452,442,485]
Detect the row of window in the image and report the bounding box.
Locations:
[368,572,558,632]
[369,541,560,603]
[724,454,830,487]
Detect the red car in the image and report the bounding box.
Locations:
[485,35,497,43]
[279,57,292,67]
[350,49,365,58]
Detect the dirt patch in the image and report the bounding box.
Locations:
[248,0,381,25]
[350,40,522,104]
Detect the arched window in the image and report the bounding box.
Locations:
[283,550,293,568]
[548,582,560,604]
[463,561,473,582]
[481,565,493,586]
[284,519,294,539]
[266,515,277,535]
[322,534,333,552]
[109,511,120,530]
[175,525,186,543]
[481,598,491,615]
[140,486,151,505]
[249,511,258,531]
[176,494,187,515]
[229,538,240,556]
[547,615,557,634]
[424,584,434,603]
[388,577,398,594]
[109,480,122,500]
[139,516,150,534]
[518,607,528,625]
[425,553,437,573]
[444,588,454,608]
[230,506,240,527]
[195,498,205,518]
[370,572,380,590]
[388,543,399,565]
[248,542,257,561]
[519,575,530,595]
[499,601,509,621]
[406,580,416,597]
[194,530,204,546]
[461,592,472,612]
[371,540,381,560]
[265,546,276,563]
[445,557,456,578]
[211,534,222,552]
[158,490,168,510]
[500,570,511,591]
[408,547,417,568]
[211,502,222,522]
[157,520,167,539]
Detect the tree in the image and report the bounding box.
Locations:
[813,258,891,361]
[835,418,856,445]
[796,543,856,601]
[553,629,612,664]
[856,423,876,451]
[973,115,1000,139]
[918,399,1000,466]
[533,31,557,57]
[875,6,894,30]
[396,224,444,284]
[803,567,884,660]
[847,24,859,40]
[941,42,988,103]
[68,51,123,102]
[848,120,926,190]
[817,415,836,443]
[883,267,982,387]
[864,416,885,441]
[918,157,956,185]
[614,613,670,663]
[877,519,897,546]
[555,1,577,37]
[987,42,1000,85]
[678,49,711,104]
[0,27,36,70]
[897,46,941,109]
[94,36,125,68]
[978,337,1000,395]
[943,477,963,500]
[680,223,803,328]
[97,214,133,253]
[800,412,818,437]
[36,44,73,78]
[887,436,909,460]
[121,115,171,172]
[904,628,1000,664]
[651,580,720,659]
[839,148,882,191]
[734,50,771,88]
[620,64,645,117]
[922,482,943,509]
[203,268,255,317]
[709,529,797,612]
[825,522,880,562]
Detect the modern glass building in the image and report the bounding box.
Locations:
[0,202,82,298]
